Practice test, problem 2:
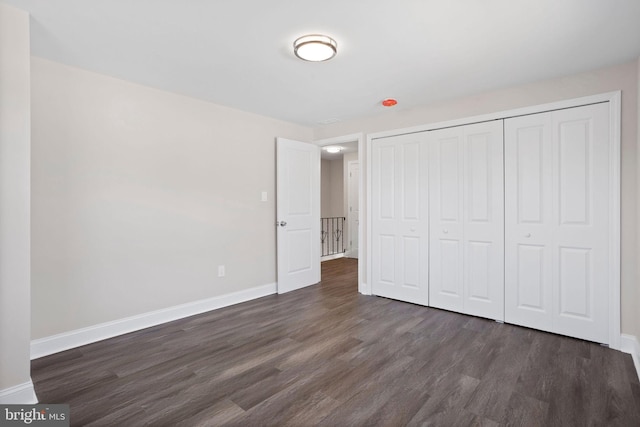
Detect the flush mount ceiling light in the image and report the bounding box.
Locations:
[293,34,337,62]
[324,146,342,154]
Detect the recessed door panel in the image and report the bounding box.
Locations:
[438,138,460,222]
[439,239,461,296]
[516,245,547,311]
[467,241,490,301]
[558,247,591,318]
[287,229,313,273]
[516,126,545,224]
[559,120,590,225]
[379,235,395,284]
[467,133,490,223]
[402,142,420,221]
[287,149,313,216]
[508,242,553,331]
[402,236,420,288]
[378,145,395,220]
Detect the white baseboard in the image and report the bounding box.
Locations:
[344,250,360,259]
[620,333,640,381]
[0,380,38,404]
[359,281,370,295]
[321,253,345,262]
[31,282,277,360]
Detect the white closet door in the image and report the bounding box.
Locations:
[371,133,429,305]
[462,121,505,320]
[505,103,610,343]
[552,104,610,342]
[428,127,464,312]
[504,114,554,331]
[429,122,504,320]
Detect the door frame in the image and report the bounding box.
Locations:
[315,133,365,293]
[366,91,621,349]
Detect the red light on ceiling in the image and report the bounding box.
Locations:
[382,98,398,107]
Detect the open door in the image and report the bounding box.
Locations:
[347,160,359,258]
[276,137,320,293]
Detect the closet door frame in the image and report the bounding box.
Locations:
[366,91,621,349]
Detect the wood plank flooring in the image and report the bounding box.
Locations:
[32,258,640,426]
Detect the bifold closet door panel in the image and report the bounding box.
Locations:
[371,133,429,306]
[428,127,464,312]
[462,121,505,321]
[429,121,504,320]
[504,113,554,332]
[505,103,610,343]
[552,104,609,343]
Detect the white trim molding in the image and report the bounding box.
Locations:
[321,253,345,262]
[620,334,640,379]
[31,283,276,359]
[620,334,640,381]
[607,91,622,350]
[359,281,370,295]
[0,380,38,404]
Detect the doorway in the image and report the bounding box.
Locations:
[320,140,358,261]
[316,134,363,291]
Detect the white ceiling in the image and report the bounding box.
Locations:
[4,0,640,127]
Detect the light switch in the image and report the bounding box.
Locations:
[261,191,268,202]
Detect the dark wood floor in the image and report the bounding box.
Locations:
[33,258,640,426]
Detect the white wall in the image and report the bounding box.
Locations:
[320,158,344,218]
[315,60,639,336]
[31,58,313,339]
[0,4,35,402]
[637,56,640,341]
[26,52,640,347]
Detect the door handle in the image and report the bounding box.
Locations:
[524,233,531,238]
[278,221,287,227]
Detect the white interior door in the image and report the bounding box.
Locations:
[371,133,429,306]
[505,103,610,343]
[347,161,359,258]
[276,137,320,294]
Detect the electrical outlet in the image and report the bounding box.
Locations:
[217,265,225,277]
